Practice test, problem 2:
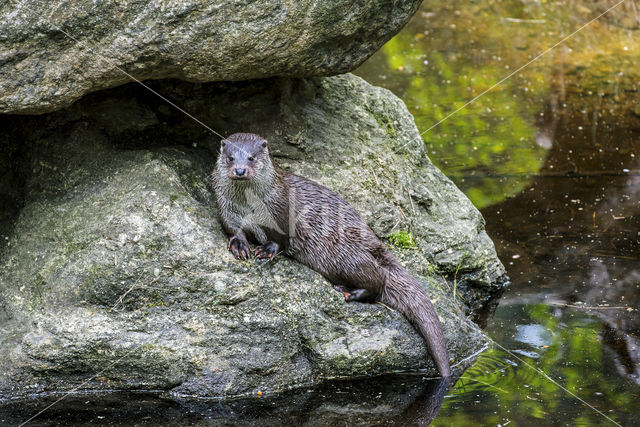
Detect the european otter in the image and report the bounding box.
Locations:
[210,133,451,378]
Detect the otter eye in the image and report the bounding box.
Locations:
[248,156,255,162]
[228,156,234,162]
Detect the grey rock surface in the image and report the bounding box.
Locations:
[0,0,422,114]
[0,74,504,399]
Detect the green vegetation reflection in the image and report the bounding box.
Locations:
[355,0,640,208]
[432,304,638,425]
[382,41,545,209]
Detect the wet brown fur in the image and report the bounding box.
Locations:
[211,133,451,377]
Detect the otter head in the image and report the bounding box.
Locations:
[219,133,271,181]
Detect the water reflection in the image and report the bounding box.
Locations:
[482,98,640,395]
[357,0,640,424]
[442,305,638,426]
[1,375,451,426]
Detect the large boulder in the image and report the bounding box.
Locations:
[0,73,505,398]
[0,0,422,114]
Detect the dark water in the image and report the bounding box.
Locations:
[356,0,640,425]
[4,1,640,425]
[1,376,452,426]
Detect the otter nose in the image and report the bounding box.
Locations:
[234,168,247,177]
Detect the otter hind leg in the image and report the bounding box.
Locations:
[345,288,377,302]
[332,284,352,300]
[254,241,279,259]
[332,285,377,303]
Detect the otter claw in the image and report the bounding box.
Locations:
[332,285,351,300]
[254,242,279,260]
[228,236,251,260]
[332,285,374,302]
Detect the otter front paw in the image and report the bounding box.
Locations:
[228,235,251,260]
[254,242,279,260]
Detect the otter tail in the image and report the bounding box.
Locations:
[380,265,451,378]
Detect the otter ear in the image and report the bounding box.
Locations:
[261,141,267,148]
[220,139,227,149]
